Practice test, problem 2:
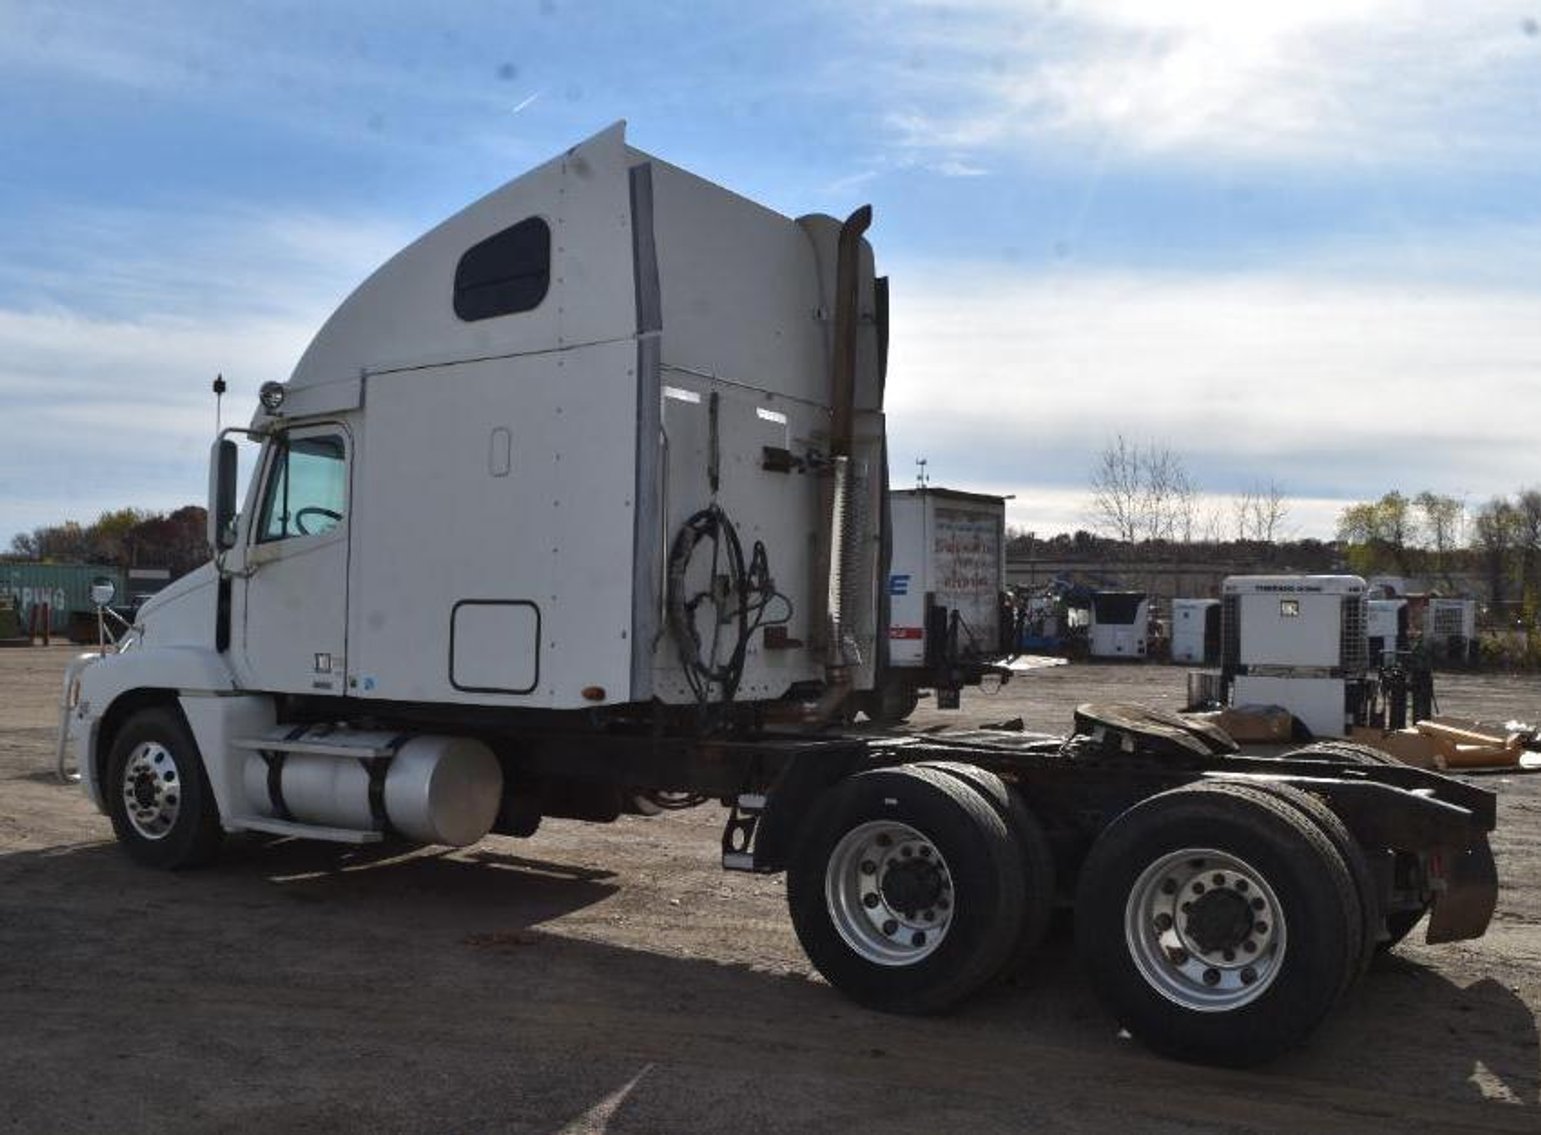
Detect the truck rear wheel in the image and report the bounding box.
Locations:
[788,765,1025,1014]
[1202,779,1379,984]
[1075,782,1359,1067]
[916,761,1056,973]
[104,707,223,870]
[1283,740,1399,766]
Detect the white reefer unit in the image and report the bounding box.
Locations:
[1089,592,1148,659]
[1424,598,1476,660]
[886,488,1005,667]
[1170,598,1220,664]
[1367,598,1408,663]
[1221,574,1369,739]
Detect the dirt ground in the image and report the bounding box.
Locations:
[2,646,1539,1133]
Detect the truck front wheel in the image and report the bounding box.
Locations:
[105,707,223,870]
[788,765,1026,1014]
[1075,782,1358,1067]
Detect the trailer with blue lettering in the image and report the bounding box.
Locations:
[875,488,1012,720]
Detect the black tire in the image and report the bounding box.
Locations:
[787,765,1026,1015]
[1075,782,1359,1067]
[1201,779,1378,985]
[917,761,1056,973]
[1283,741,1400,766]
[104,706,223,869]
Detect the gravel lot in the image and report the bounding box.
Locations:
[2,645,1538,1133]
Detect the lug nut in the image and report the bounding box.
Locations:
[1242,939,1256,954]
[882,919,898,936]
[1161,878,1178,895]
[1167,946,1189,965]
[919,846,932,858]
[1153,913,1173,932]
[923,909,936,922]
[863,893,880,909]
[911,931,926,947]
[1234,879,1249,892]
[1254,922,1268,935]
[1240,967,1258,985]
[1211,873,1226,887]
[901,846,913,858]
[860,860,876,876]
[1222,949,1235,962]
[1192,882,1206,895]
[876,833,892,848]
[1251,897,1265,912]
[1203,968,1220,986]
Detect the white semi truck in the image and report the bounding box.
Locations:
[60,125,1498,1068]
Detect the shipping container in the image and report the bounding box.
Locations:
[0,563,126,634]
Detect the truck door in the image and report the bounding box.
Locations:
[238,423,351,695]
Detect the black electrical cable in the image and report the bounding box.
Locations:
[665,504,793,704]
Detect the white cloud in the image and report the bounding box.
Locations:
[883,1,1541,166]
[883,242,1541,537]
[0,204,408,542]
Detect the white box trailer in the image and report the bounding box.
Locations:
[879,488,1009,718]
[56,126,1498,1070]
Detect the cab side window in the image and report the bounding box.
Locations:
[256,433,348,542]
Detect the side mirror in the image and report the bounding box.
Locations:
[208,438,239,552]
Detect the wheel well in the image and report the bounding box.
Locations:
[95,690,185,789]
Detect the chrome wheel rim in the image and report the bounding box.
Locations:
[826,820,954,966]
[121,741,182,841]
[1125,847,1286,1011]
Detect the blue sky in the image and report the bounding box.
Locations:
[4,0,1541,544]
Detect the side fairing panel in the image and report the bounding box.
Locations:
[347,341,638,708]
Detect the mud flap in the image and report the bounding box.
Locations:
[1426,838,1498,944]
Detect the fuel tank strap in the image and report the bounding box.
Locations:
[360,734,414,834]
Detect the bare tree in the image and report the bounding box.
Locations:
[1088,434,1145,544]
[1233,480,1291,543]
[1088,435,1195,545]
